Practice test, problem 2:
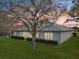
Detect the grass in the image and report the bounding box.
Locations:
[0,36,79,59]
[77,32,79,36]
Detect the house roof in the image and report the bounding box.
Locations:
[40,22,73,32]
[14,22,73,32]
[55,13,70,25]
[63,21,79,27]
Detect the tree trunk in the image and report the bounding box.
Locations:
[32,35,36,49]
[24,37,26,41]
[9,31,12,37]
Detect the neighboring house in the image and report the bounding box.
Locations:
[55,13,70,25]
[11,22,73,44]
[63,21,79,28]
[55,13,79,28]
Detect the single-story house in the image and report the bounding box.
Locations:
[11,22,73,44]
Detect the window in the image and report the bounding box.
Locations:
[45,32,53,40]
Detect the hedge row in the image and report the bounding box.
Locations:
[11,36,58,44]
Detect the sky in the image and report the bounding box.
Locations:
[57,0,73,10]
[65,0,73,10]
[0,0,73,11]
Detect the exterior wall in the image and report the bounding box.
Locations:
[12,31,55,41]
[12,32,22,37]
[22,32,32,38]
[59,31,73,44]
[38,32,60,41]
[12,32,39,39]
[12,31,73,44]
[53,32,60,42]
[12,32,16,36]
[38,32,45,39]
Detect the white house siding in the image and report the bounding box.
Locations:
[21,32,54,40]
[38,32,45,39]
[23,32,32,38]
[53,32,60,42]
[59,31,73,44]
[36,33,38,38]
[12,31,73,44]
[13,32,22,37]
[19,32,38,39]
[12,32,16,36]
[12,31,60,41]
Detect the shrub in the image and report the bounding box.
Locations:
[11,36,24,40]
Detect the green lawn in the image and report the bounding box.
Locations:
[0,36,79,59]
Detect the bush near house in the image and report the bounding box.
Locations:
[11,36,58,44]
[77,32,79,36]
[72,27,79,37]
[11,36,24,40]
